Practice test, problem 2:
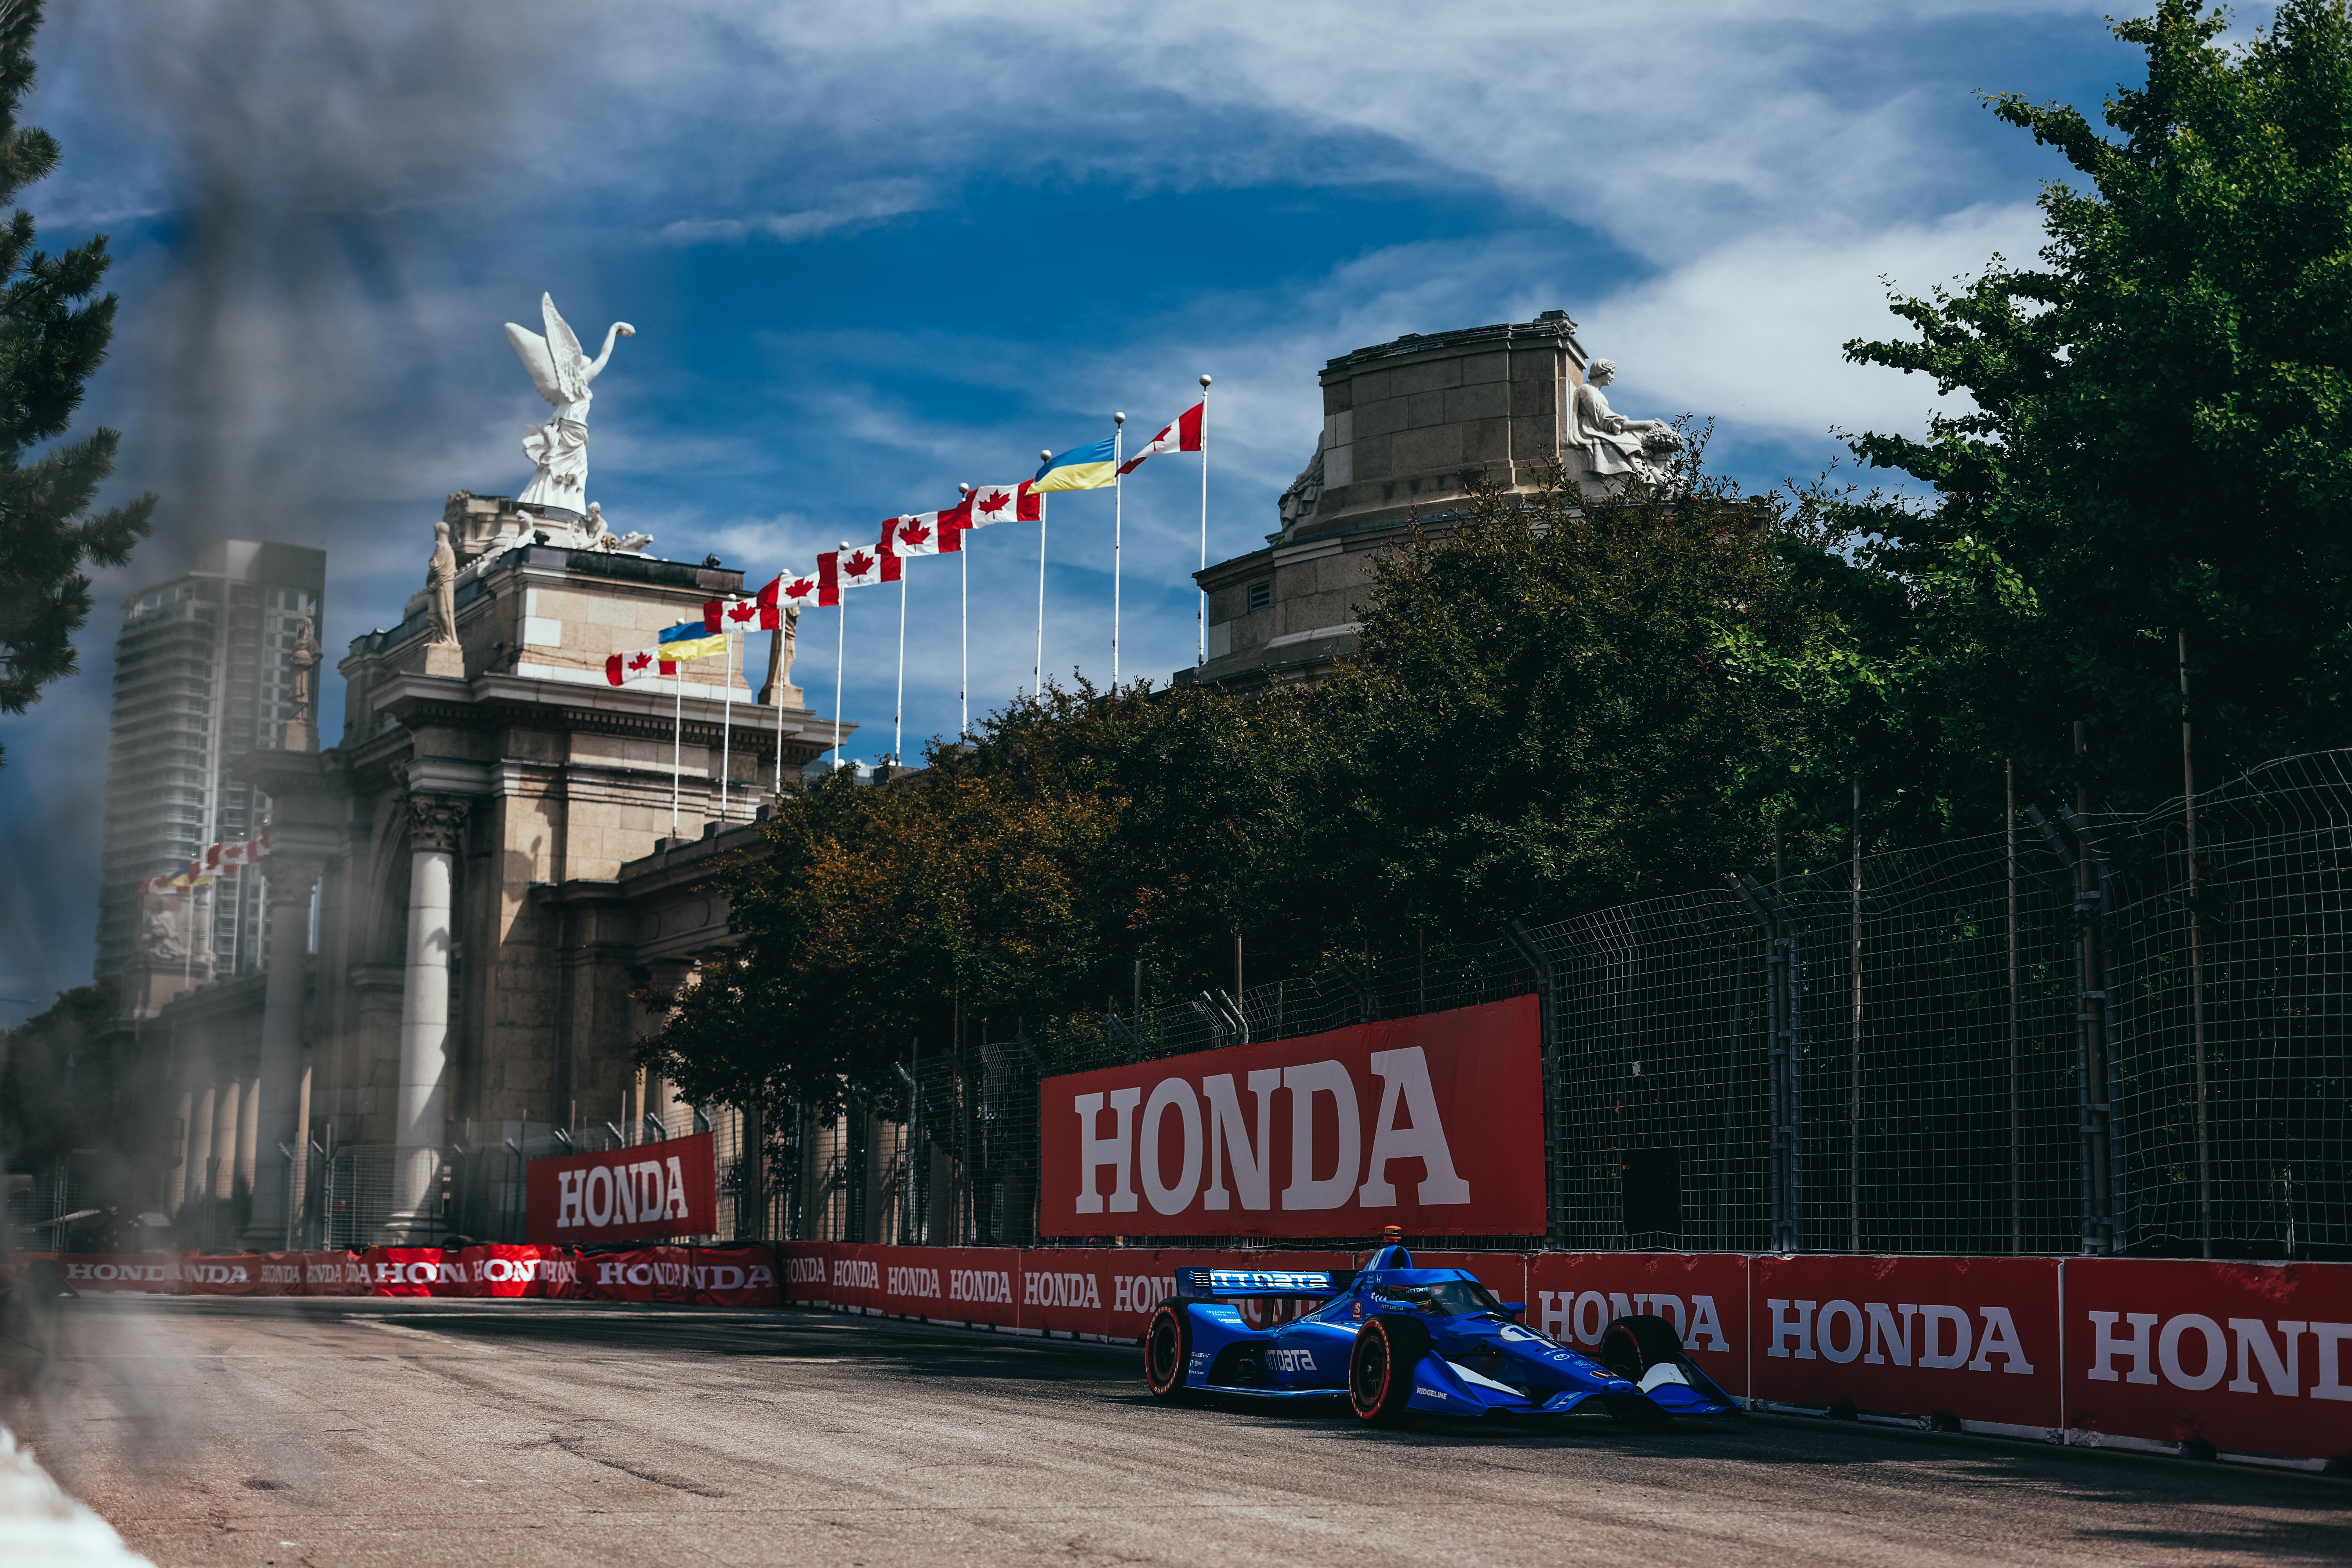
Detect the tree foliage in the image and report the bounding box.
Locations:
[0,0,153,766]
[1840,0,2352,807]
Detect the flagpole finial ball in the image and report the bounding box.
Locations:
[1040,449,1052,462]
[1200,373,1212,387]
[1114,411,1125,425]
[959,483,971,495]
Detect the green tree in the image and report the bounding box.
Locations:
[635,677,1321,1122]
[0,0,154,767]
[1843,0,2352,809]
[1308,455,1873,937]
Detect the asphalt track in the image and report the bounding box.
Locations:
[2,1294,2347,1567]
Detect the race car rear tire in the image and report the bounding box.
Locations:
[1348,1313,1430,1426]
[1143,1301,1197,1403]
[1598,1313,1686,1383]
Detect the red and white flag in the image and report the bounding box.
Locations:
[820,544,899,606]
[885,512,945,557]
[938,494,971,548]
[777,569,822,615]
[967,481,1040,527]
[605,647,679,686]
[138,874,178,896]
[704,575,791,633]
[217,837,256,870]
[1118,401,1205,475]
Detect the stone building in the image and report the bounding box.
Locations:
[114,496,854,1248]
[1185,310,1670,691]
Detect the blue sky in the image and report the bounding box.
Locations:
[0,1,2259,1023]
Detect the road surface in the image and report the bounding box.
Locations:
[2,1294,2346,1566]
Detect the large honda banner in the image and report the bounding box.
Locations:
[524,1132,718,1244]
[1038,996,1544,1238]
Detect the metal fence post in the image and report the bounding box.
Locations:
[1503,920,1559,1249]
[1734,875,1803,1252]
[2028,805,2127,1254]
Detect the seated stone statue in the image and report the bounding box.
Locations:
[1567,359,1683,486]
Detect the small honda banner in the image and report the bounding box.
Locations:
[1037,996,1544,1238]
[524,1132,719,1244]
[1526,1251,1747,1395]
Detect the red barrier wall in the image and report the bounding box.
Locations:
[1750,1255,2061,1430]
[2063,1258,2352,1460]
[1527,1251,1749,1396]
[52,1253,187,1293]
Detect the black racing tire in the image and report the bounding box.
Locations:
[1143,1301,1198,1403]
[1599,1314,1686,1383]
[1348,1313,1430,1426]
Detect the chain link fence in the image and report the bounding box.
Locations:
[768,750,2351,1261]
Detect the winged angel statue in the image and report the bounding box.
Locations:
[505,293,633,516]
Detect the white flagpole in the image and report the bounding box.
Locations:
[1198,373,1212,667]
[834,542,849,770]
[893,549,908,768]
[957,483,971,741]
[670,665,682,837]
[772,612,785,799]
[1035,451,1050,697]
[1112,411,1125,689]
[719,622,734,824]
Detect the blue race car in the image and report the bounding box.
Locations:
[1142,1244,1739,1426]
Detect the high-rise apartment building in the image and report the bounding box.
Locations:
[94,540,327,982]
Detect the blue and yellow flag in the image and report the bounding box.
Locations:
[1032,437,1118,493]
[658,620,728,662]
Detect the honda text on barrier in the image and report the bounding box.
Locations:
[1142,1238,1739,1425]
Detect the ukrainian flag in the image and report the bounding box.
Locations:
[1031,437,1118,492]
[658,620,728,661]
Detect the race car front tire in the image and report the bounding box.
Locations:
[1348,1313,1430,1426]
[1598,1313,1686,1384]
[1143,1301,1198,1403]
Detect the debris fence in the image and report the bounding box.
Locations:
[768,751,2352,1260]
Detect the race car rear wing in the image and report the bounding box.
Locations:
[1174,1267,1355,1301]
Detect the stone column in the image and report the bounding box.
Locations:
[242,858,321,1249]
[183,1084,215,1212]
[210,1083,239,1198]
[233,1073,259,1195]
[385,794,468,1242]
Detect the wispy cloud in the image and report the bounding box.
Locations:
[657,179,928,246]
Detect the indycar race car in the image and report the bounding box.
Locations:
[1142,1244,1739,1425]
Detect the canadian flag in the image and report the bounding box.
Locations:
[886,513,944,557]
[217,838,256,870]
[701,575,789,632]
[138,874,178,896]
[605,647,679,686]
[968,481,1039,527]
[1118,401,1205,475]
[777,570,822,614]
[939,494,971,548]
[821,544,899,603]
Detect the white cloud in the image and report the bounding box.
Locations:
[656,180,928,245]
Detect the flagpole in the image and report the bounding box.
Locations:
[957,483,971,741]
[834,541,849,771]
[719,623,734,824]
[772,615,785,799]
[1198,374,1212,666]
[1036,452,1050,697]
[1112,411,1125,689]
[893,550,908,769]
[671,669,683,838]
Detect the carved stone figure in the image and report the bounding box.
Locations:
[580,501,656,554]
[759,605,800,704]
[285,614,321,750]
[1566,359,1683,485]
[138,894,189,963]
[426,522,460,647]
[1277,447,1326,535]
[505,293,634,517]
